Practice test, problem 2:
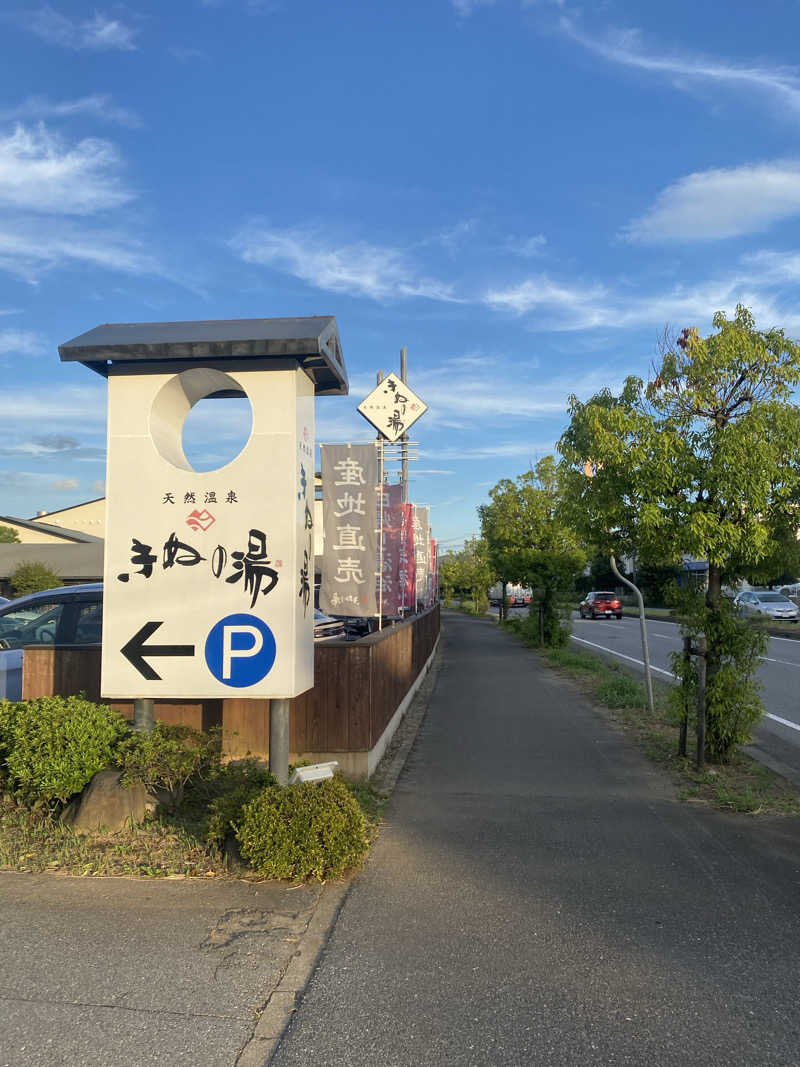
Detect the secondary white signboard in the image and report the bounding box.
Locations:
[102,365,315,699]
[357,372,427,443]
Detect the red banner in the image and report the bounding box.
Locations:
[429,538,438,607]
[377,484,405,618]
[400,501,416,615]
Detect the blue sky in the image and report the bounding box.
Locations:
[2,0,800,547]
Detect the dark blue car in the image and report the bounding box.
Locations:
[0,584,103,700]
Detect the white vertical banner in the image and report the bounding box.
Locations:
[319,444,378,618]
[413,505,430,611]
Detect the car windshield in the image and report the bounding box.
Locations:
[755,593,790,603]
[0,601,64,649]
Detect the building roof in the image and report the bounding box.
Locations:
[31,497,105,520]
[59,316,348,395]
[0,542,104,580]
[0,516,103,544]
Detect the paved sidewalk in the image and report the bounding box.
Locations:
[272,610,800,1067]
[0,871,349,1066]
[0,635,439,1067]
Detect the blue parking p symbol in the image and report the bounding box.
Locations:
[205,613,276,688]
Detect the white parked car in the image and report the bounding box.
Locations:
[734,590,799,623]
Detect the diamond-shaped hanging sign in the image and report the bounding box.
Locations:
[357,372,428,443]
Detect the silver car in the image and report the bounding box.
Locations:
[734,590,800,623]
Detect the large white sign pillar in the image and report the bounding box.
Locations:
[59,317,348,710]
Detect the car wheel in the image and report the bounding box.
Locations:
[591,610,597,619]
[616,614,622,620]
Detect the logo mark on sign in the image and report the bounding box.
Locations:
[187,508,215,531]
[204,613,276,687]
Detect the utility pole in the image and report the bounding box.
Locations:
[400,346,409,504]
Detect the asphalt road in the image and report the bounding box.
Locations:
[570,613,800,782]
[272,611,800,1067]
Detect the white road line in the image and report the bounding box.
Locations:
[763,656,800,668]
[765,713,800,733]
[769,635,800,644]
[571,638,800,732]
[652,633,678,640]
[570,635,677,678]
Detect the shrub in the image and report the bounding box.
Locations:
[9,563,62,598]
[2,696,127,805]
[235,776,369,881]
[114,723,220,800]
[205,761,275,848]
[668,590,767,762]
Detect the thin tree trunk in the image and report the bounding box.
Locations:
[704,563,723,761]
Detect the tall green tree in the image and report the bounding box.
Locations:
[559,305,800,759]
[438,537,495,613]
[479,456,586,641]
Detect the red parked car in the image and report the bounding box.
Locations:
[579,591,622,620]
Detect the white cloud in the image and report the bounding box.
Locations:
[483,260,800,335]
[485,274,608,325]
[0,385,107,428]
[0,329,47,357]
[24,7,138,51]
[0,220,163,283]
[560,18,800,117]
[506,233,547,257]
[625,162,800,243]
[451,0,496,15]
[232,224,460,303]
[422,441,558,460]
[0,124,133,215]
[52,478,79,490]
[0,95,141,128]
[92,479,106,494]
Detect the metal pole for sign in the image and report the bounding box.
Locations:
[610,554,655,718]
[376,371,385,631]
[270,698,290,787]
[133,698,154,733]
[378,439,384,630]
[400,346,409,505]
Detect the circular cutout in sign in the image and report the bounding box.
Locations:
[205,613,277,688]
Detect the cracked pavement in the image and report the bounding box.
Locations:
[0,874,323,1065]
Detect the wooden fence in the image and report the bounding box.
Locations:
[21,605,440,778]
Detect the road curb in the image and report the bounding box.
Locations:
[237,879,351,1066]
[238,636,443,1065]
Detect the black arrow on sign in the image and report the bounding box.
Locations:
[121,621,195,681]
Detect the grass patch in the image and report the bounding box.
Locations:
[541,646,607,674]
[680,757,800,814]
[0,768,388,879]
[594,672,646,709]
[506,624,800,817]
[0,794,221,877]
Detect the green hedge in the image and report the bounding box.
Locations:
[0,695,127,805]
[235,776,369,881]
